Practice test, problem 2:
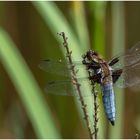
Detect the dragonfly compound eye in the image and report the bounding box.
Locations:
[86,50,98,59]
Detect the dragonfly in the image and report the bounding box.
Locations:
[39,42,140,126]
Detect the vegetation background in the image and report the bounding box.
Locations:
[0,1,139,139]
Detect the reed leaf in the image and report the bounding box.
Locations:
[70,1,90,51]
[109,2,125,138]
[33,1,95,138]
[89,1,107,138]
[0,28,60,138]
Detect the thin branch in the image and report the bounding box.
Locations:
[87,71,99,139]
[58,32,94,139]
[92,82,99,139]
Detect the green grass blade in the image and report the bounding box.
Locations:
[90,1,106,54]
[109,2,125,138]
[94,2,107,139]
[89,1,107,138]
[33,1,95,137]
[71,1,90,50]
[32,1,83,55]
[0,28,60,138]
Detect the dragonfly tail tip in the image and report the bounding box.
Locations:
[110,121,115,126]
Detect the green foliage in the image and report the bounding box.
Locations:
[0,28,60,138]
[109,2,125,139]
[33,1,95,137]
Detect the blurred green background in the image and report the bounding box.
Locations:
[0,1,140,139]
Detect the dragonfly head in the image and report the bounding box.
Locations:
[82,50,99,64]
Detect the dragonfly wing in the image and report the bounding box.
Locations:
[110,42,140,69]
[45,80,75,96]
[44,78,92,97]
[127,42,140,55]
[39,60,70,77]
[39,59,88,77]
[114,61,140,88]
[39,59,101,77]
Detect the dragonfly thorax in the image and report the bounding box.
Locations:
[82,50,113,85]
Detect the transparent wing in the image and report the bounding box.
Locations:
[110,42,140,69]
[109,42,140,88]
[39,59,98,77]
[114,60,140,88]
[44,78,92,97]
[39,59,84,77]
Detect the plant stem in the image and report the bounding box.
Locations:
[87,71,99,139]
[92,82,99,139]
[58,32,94,139]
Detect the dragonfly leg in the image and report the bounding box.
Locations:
[89,61,101,69]
[112,69,123,83]
[89,74,101,83]
[109,57,119,66]
[82,60,101,69]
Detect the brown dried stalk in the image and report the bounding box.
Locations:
[58,32,94,139]
[91,82,99,139]
[87,71,99,139]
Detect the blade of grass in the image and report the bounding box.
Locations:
[69,1,96,135]
[32,1,83,55]
[71,1,90,51]
[89,1,107,138]
[109,1,125,138]
[32,1,95,137]
[0,28,60,138]
[92,1,106,55]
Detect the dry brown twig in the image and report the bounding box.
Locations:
[58,32,94,139]
[86,71,99,139]
[91,81,99,139]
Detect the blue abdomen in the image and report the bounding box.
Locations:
[101,83,115,125]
